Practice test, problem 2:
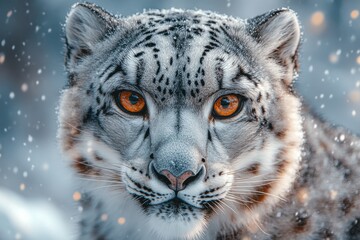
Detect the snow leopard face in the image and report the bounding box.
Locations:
[59,3,303,239]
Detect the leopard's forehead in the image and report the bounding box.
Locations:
[98,9,260,106]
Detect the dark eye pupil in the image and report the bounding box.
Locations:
[220,97,230,108]
[129,94,139,105]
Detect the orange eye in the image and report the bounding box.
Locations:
[213,94,242,118]
[117,90,146,115]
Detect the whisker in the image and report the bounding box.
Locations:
[225,193,253,204]
[221,200,237,215]
[232,178,281,184]
[86,183,125,193]
[75,176,123,185]
[244,204,270,236]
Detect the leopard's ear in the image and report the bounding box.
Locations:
[64,3,117,68]
[247,9,301,85]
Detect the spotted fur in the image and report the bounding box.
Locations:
[58,3,360,240]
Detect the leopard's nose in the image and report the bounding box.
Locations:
[152,167,204,191]
[150,140,205,191]
[157,170,193,191]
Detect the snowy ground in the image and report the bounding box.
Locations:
[0,0,359,239]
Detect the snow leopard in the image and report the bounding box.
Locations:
[58,3,360,240]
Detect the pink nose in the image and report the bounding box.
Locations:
[160,170,195,191]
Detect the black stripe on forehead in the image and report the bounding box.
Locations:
[136,59,145,86]
[104,63,127,83]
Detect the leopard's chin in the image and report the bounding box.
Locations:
[145,199,208,239]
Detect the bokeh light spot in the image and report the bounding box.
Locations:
[73,191,81,201]
[351,10,359,19]
[311,11,325,27]
[356,56,360,65]
[117,217,126,225]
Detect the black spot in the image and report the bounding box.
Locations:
[181,89,186,96]
[157,29,169,35]
[145,42,156,47]
[169,57,173,66]
[257,93,262,102]
[153,48,160,52]
[135,35,152,47]
[187,80,191,86]
[165,78,169,85]
[340,197,353,215]
[158,74,164,83]
[261,106,266,114]
[294,209,309,232]
[210,36,221,44]
[207,130,212,142]
[191,90,196,98]
[98,85,103,95]
[346,218,360,239]
[134,51,145,57]
[106,64,127,81]
[157,86,162,92]
[210,41,219,47]
[200,79,205,86]
[200,57,204,64]
[156,61,161,75]
[150,153,154,159]
[144,128,150,139]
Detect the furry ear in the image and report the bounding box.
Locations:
[247,9,300,85]
[64,3,117,68]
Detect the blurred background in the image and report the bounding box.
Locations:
[0,0,359,239]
